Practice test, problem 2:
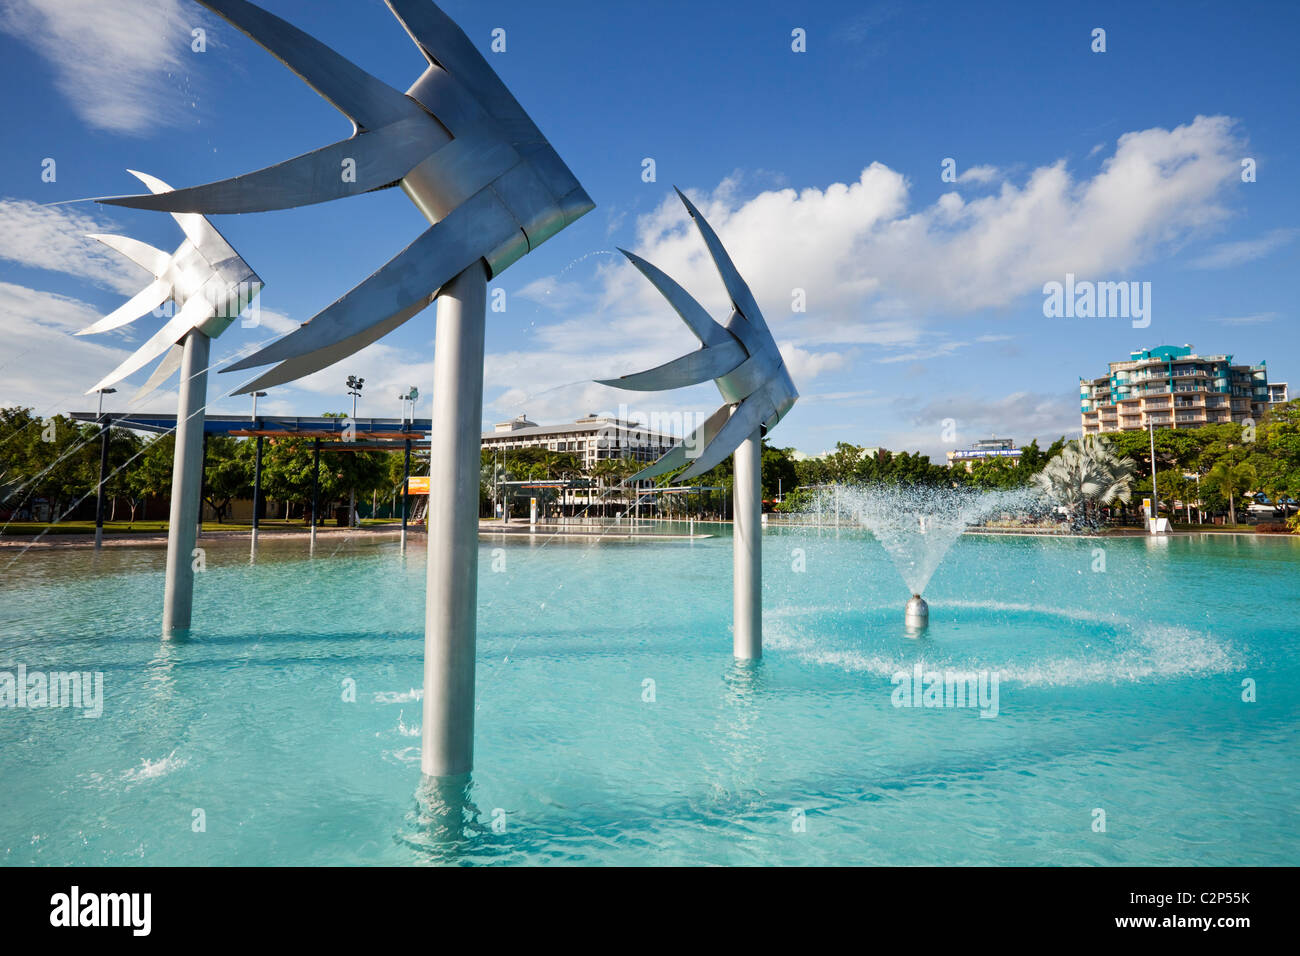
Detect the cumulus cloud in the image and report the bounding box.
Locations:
[493,116,1245,445]
[0,200,149,295]
[0,0,195,134]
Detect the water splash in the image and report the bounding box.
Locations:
[812,484,1040,595]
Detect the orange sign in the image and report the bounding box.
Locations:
[406,476,430,494]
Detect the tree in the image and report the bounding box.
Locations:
[1031,435,1137,530]
[1205,458,1255,525]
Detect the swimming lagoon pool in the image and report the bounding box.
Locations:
[2,527,1296,865]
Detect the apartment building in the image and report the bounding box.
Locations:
[1269,382,1289,405]
[1080,345,1269,435]
[481,414,677,470]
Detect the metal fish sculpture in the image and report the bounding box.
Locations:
[80,169,262,398]
[598,188,797,480]
[96,0,593,395]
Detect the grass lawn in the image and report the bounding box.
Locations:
[0,518,403,536]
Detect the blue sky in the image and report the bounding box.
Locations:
[0,0,1296,460]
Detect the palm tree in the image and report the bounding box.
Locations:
[1205,459,1256,526]
[1032,435,1138,530]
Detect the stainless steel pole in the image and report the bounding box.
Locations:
[733,425,762,660]
[94,415,110,549]
[162,330,209,636]
[422,262,487,780]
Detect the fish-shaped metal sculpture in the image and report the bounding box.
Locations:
[598,188,797,480]
[81,169,262,397]
[97,0,593,394]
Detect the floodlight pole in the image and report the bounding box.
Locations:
[94,415,111,549]
[733,425,762,660]
[422,262,487,780]
[401,437,411,551]
[162,329,210,636]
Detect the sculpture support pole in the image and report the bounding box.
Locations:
[422,261,487,779]
[733,424,762,660]
[162,330,209,636]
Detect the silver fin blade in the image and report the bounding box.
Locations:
[77,278,173,336]
[384,0,540,139]
[86,234,171,279]
[678,398,767,481]
[193,0,419,132]
[618,248,734,349]
[87,297,214,394]
[228,298,430,395]
[596,340,745,392]
[104,129,438,216]
[123,170,241,268]
[132,344,186,401]
[223,189,515,373]
[674,188,769,338]
[629,404,731,482]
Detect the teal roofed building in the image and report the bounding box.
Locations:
[1079,344,1269,435]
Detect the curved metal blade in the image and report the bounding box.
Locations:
[104,126,438,216]
[86,234,172,279]
[674,188,769,337]
[87,296,214,394]
[228,297,431,395]
[192,0,419,132]
[123,170,238,267]
[596,340,745,392]
[131,344,185,401]
[223,189,516,373]
[76,277,173,335]
[618,248,734,348]
[384,0,539,140]
[677,397,767,481]
[629,404,731,482]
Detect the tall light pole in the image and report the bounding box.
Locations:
[346,375,364,526]
[250,391,267,553]
[1148,417,1158,534]
[93,387,117,549]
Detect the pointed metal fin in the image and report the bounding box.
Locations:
[629,404,731,482]
[596,340,745,392]
[87,234,171,279]
[122,170,239,268]
[678,397,767,481]
[227,298,431,395]
[384,0,540,140]
[618,248,735,349]
[87,297,214,394]
[103,126,440,216]
[223,189,517,374]
[76,277,173,335]
[193,0,419,132]
[131,344,186,401]
[674,188,769,337]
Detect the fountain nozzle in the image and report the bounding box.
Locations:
[905,593,929,630]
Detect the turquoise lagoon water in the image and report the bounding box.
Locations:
[1,526,1297,866]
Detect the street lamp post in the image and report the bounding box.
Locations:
[346,376,364,526]
[93,388,116,549]
[250,391,267,553]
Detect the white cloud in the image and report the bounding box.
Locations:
[957,164,1001,184]
[0,0,195,134]
[1209,311,1279,325]
[1189,228,1298,269]
[0,199,149,294]
[477,116,1247,440]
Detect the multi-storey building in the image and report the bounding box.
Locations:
[1269,382,1289,405]
[947,437,1022,471]
[1080,345,1269,435]
[481,414,677,471]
